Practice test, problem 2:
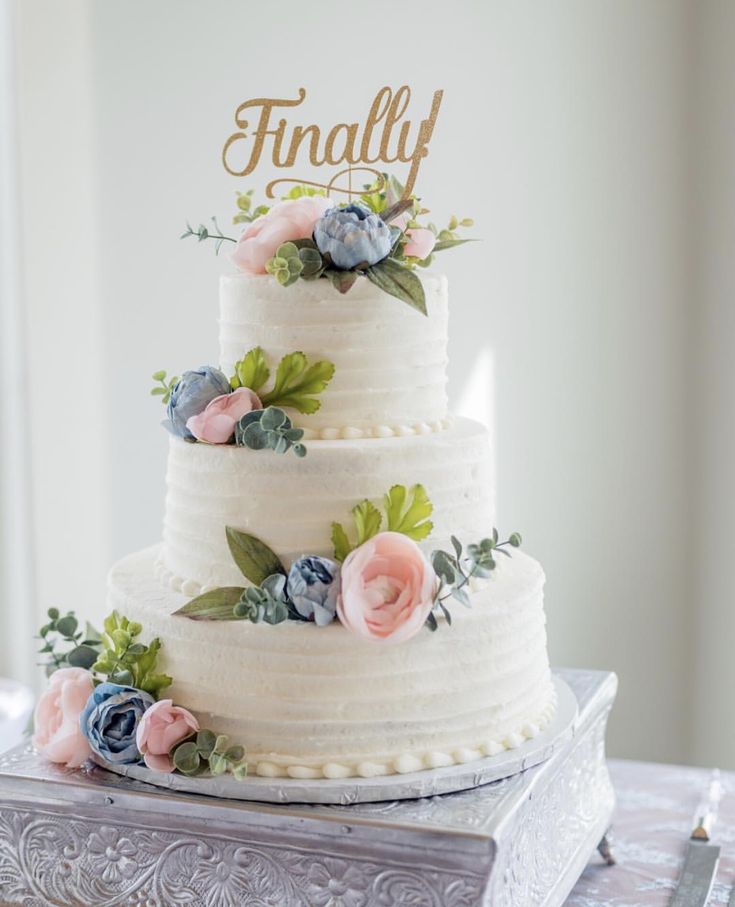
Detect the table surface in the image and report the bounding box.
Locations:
[567,758,735,906]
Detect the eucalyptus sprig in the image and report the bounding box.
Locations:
[232,189,270,225]
[36,609,102,676]
[91,611,171,697]
[150,370,179,405]
[427,531,522,631]
[180,217,237,254]
[235,407,307,458]
[172,729,247,780]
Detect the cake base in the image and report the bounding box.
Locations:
[92,674,575,805]
[0,669,616,907]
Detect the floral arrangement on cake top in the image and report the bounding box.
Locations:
[151,346,335,456]
[32,609,247,778]
[181,174,475,315]
[176,483,522,643]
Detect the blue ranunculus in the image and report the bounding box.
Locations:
[313,204,395,270]
[165,366,231,440]
[80,682,155,765]
[287,556,341,626]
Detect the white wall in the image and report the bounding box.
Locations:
[5,0,734,766]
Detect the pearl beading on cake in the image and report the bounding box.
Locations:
[251,693,556,780]
[301,418,451,441]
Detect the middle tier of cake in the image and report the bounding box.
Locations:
[160,417,495,595]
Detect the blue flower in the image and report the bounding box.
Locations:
[287,556,341,626]
[80,683,155,765]
[165,366,231,440]
[313,204,395,270]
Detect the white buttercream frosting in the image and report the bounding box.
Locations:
[160,416,495,591]
[219,272,449,433]
[110,546,555,780]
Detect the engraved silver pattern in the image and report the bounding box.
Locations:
[0,669,617,907]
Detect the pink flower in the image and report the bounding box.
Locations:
[135,699,199,772]
[231,196,332,275]
[404,228,436,260]
[337,531,436,644]
[185,387,261,444]
[32,667,94,768]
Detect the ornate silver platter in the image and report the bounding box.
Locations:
[93,674,576,805]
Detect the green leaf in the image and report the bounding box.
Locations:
[431,238,477,252]
[365,259,427,315]
[66,645,98,669]
[196,729,216,758]
[329,270,359,294]
[384,484,434,541]
[213,734,229,755]
[353,499,382,545]
[225,745,245,762]
[276,241,299,259]
[174,587,246,620]
[260,407,287,431]
[231,346,270,393]
[209,753,228,776]
[55,615,78,638]
[509,532,522,547]
[425,611,439,632]
[260,352,335,415]
[173,741,201,775]
[226,527,286,585]
[432,550,459,586]
[331,522,352,562]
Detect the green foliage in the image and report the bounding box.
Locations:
[426,530,523,632]
[265,242,304,287]
[384,484,434,541]
[235,407,307,458]
[225,526,286,586]
[365,259,427,315]
[181,217,237,254]
[171,728,247,779]
[233,574,292,624]
[93,611,171,697]
[332,484,433,561]
[280,184,327,200]
[150,370,179,405]
[232,189,270,225]
[36,609,102,677]
[230,346,270,392]
[174,587,246,621]
[260,352,335,415]
[229,346,334,419]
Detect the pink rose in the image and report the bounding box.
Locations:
[231,196,332,275]
[135,699,199,772]
[185,387,261,444]
[404,228,436,260]
[32,667,94,768]
[337,531,437,644]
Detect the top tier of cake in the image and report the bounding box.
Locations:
[219,272,449,439]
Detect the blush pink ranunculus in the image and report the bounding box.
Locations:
[185,386,261,444]
[337,531,437,644]
[32,667,94,768]
[404,228,436,261]
[135,699,199,772]
[231,196,332,275]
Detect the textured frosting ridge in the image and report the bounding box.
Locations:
[219,272,449,433]
[161,416,495,592]
[111,546,555,780]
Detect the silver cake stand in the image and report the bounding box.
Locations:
[93,674,576,805]
[0,668,617,907]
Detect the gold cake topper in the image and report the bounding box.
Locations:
[222,86,443,200]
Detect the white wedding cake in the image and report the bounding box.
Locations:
[111,271,555,780]
[32,183,556,786]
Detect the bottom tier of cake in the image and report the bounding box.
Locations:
[109,546,556,780]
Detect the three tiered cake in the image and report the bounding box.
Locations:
[32,181,555,786]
